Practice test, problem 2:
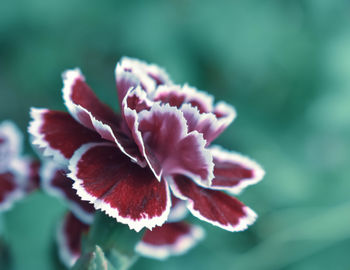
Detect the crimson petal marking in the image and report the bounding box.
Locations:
[167,195,188,222]
[57,212,89,268]
[123,85,153,113]
[153,84,214,114]
[169,175,257,232]
[78,107,145,166]
[137,103,214,187]
[41,161,94,224]
[116,57,172,94]
[62,68,119,129]
[68,143,171,232]
[29,108,102,165]
[0,121,23,172]
[136,222,204,260]
[62,69,145,166]
[209,146,265,194]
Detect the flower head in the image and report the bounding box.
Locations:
[29,57,264,232]
[45,160,204,266]
[55,196,203,267]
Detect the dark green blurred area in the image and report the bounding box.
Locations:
[1,0,350,269]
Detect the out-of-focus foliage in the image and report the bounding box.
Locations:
[1,0,350,269]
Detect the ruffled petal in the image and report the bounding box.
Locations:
[0,121,23,172]
[153,84,214,114]
[62,68,119,129]
[209,146,265,194]
[62,69,144,165]
[68,143,171,232]
[41,161,95,224]
[116,57,172,96]
[153,85,236,138]
[136,222,204,260]
[57,212,89,268]
[29,108,102,164]
[136,103,214,187]
[123,86,153,114]
[180,104,225,145]
[170,175,257,232]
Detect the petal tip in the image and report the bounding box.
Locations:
[135,223,205,260]
[28,108,67,164]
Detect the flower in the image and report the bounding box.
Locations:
[44,162,204,266]
[0,121,39,212]
[57,212,204,267]
[29,57,264,233]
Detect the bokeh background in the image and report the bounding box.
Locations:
[1,0,350,269]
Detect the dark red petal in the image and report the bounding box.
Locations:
[41,161,95,224]
[0,121,23,171]
[170,175,257,232]
[29,108,102,164]
[62,69,145,165]
[116,57,172,95]
[0,171,24,212]
[209,146,265,194]
[137,103,214,187]
[57,212,89,268]
[62,69,119,129]
[168,195,188,222]
[68,143,171,232]
[153,85,214,114]
[136,222,204,260]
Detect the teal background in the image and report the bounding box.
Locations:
[1,0,350,269]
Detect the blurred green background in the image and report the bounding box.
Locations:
[1,0,350,269]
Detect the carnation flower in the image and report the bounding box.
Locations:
[43,162,204,266]
[29,57,264,233]
[57,211,204,267]
[0,121,39,211]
